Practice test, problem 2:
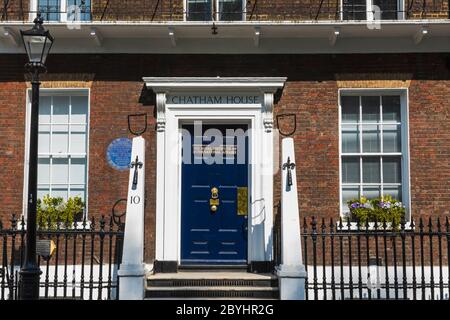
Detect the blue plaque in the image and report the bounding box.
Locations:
[106,138,132,170]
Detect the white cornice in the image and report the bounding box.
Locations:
[143,77,287,93]
[1,21,449,54]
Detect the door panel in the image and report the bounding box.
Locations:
[181,124,249,264]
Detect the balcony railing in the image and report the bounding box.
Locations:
[1,0,449,23]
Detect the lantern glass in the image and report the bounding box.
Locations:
[21,15,54,66]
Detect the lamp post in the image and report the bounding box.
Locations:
[19,12,54,300]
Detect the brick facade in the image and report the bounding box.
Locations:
[0,53,449,263]
[1,0,448,22]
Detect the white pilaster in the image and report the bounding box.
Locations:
[277,137,307,300]
[118,136,146,300]
[155,92,166,262]
[262,92,274,261]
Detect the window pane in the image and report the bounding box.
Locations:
[384,186,402,201]
[362,96,380,122]
[37,187,50,201]
[38,131,50,154]
[187,0,212,21]
[52,131,69,154]
[70,132,86,154]
[363,186,380,200]
[70,158,86,185]
[219,0,243,21]
[383,156,401,183]
[362,125,380,152]
[363,157,380,183]
[71,96,88,123]
[52,158,69,184]
[373,0,398,20]
[343,0,366,20]
[382,96,401,123]
[342,125,359,153]
[52,188,68,201]
[38,0,60,21]
[38,158,50,184]
[341,96,359,123]
[342,157,360,183]
[67,0,91,21]
[342,187,360,211]
[69,188,85,202]
[53,96,70,123]
[383,124,401,152]
[39,96,51,123]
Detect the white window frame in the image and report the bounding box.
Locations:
[184,0,246,21]
[22,88,90,219]
[338,88,411,223]
[340,0,405,21]
[30,0,67,22]
[30,0,92,22]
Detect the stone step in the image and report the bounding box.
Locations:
[145,286,279,299]
[146,272,279,299]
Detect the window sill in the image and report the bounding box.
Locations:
[20,221,92,231]
[335,222,415,232]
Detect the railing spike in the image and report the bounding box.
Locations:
[400,215,406,231]
[428,216,433,232]
[436,217,441,232]
[11,213,17,230]
[21,215,26,230]
[419,217,424,231]
[109,216,114,231]
[311,216,317,232]
[410,217,415,229]
[56,216,61,230]
[100,215,106,231]
[82,211,87,230]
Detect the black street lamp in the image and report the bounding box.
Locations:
[19,12,54,300]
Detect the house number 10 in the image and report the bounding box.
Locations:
[130,196,141,204]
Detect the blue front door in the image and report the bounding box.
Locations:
[181,124,249,264]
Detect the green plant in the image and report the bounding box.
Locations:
[347,196,373,225]
[37,195,85,229]
[347,195,406,229]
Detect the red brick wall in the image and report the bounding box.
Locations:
[1,0,448,22]
[0,53,449,262]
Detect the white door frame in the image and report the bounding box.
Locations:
[143,77,286,268]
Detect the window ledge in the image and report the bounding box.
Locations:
[19,221,93,231]
[335,222,415,232]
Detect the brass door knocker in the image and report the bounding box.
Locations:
[210,187,219,212]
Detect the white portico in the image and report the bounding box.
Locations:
[143,77,286,272]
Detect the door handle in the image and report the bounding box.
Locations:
[210,187,219,212]
[237,187,248,216]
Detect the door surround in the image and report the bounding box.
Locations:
[143,77,287,272]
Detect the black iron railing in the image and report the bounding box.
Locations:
[0,214,124,300]
[288,216,450,300]
[1,0,449,22]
